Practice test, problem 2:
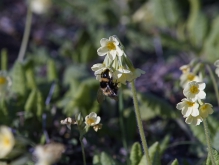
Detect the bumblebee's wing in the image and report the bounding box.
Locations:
[97,88,105,103]
[106,86,118,101]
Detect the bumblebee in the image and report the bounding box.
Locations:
[97,69,118,103]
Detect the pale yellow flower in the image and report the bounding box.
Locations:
[97,36,124,60]
[180,72,200,88]
[91,63,112,81]
[0,71,12,96]
[85,112,101,126]
[185,115,203,125]
[0,126,15,158]
[183,81,206,102]
[176,98,199,117]
[34,143,65,165]
[199,103,213,119]
[179,65,190,73]
[29,0,52,14]
[93,124,102,132]
[60,117,75,130]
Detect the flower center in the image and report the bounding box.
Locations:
[107,42,116,50]
[87,118,95,125]
[0,76,7,85]
[189,85,199,94]
[187,74,195,81]
[186,101,195,107]
[3,136,10,147]
[200,105,207,112]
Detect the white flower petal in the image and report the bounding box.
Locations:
[198,91,206,99]
[198,82,206,90]
[100,38,109,46]
[97,47,108,56]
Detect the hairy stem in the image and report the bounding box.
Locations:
[17,6,32,62]
[79,137,87,165]
[206,65,219,106]
[130,80,151,165]
[203,119,216,165]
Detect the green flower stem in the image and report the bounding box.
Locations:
[17,6,32,62]
[119,88,127,149]
[79,137,87,165]
[206,65,219,106]
[130,80,151,165]
[203,119,216,165]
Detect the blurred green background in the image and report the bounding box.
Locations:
[1,0,219,165]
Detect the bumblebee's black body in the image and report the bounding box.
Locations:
[97,69,118,103]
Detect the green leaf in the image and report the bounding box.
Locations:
[139,142,160,165]
[213,132,219,151]
[206,148,219,165]
[100,152,116,165]
[11,61,27,96]
[160,134,170,155]
[130,142,143,165]
[25,89,37,112]
[171,159,179,165]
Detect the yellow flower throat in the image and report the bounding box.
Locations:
[87,118,95,125]
[107,42,116,50]
[189,85,199,94]
[0,76,7,85]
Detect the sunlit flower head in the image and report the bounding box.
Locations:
[0,71,12,96]
[29,0,52,14]
[199,103,213,119]
[176,98,199,117]
[0,126,15,158]
[180,72,200,88]
[97,36,124,60]
[185,115,203,125]
[85,112,101,126]
[183,81,206,102]
[180,65,190,73]
[34,143,65,165]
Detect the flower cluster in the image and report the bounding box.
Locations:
[91,36,145,85]
[0,71,12,97]
[34,142,65,165]
[176,81,213,125]
[61,112,102,132]
[0,126,15,158]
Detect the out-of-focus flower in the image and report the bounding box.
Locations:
[199,103,214,119]
[97,36,124,60]
[0,126,15,158]
[214,60,219,77]
[185,115,203,125]
[29,0,52,14]
[176,98,199,117]
[180,72,200,88]
[179,65,190,73]
[183,81,206,102]
[85,112,101,126]
[60,117,75,130]
[34,143,65,165]
[93,124,102,132]
[0,71,12,97]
